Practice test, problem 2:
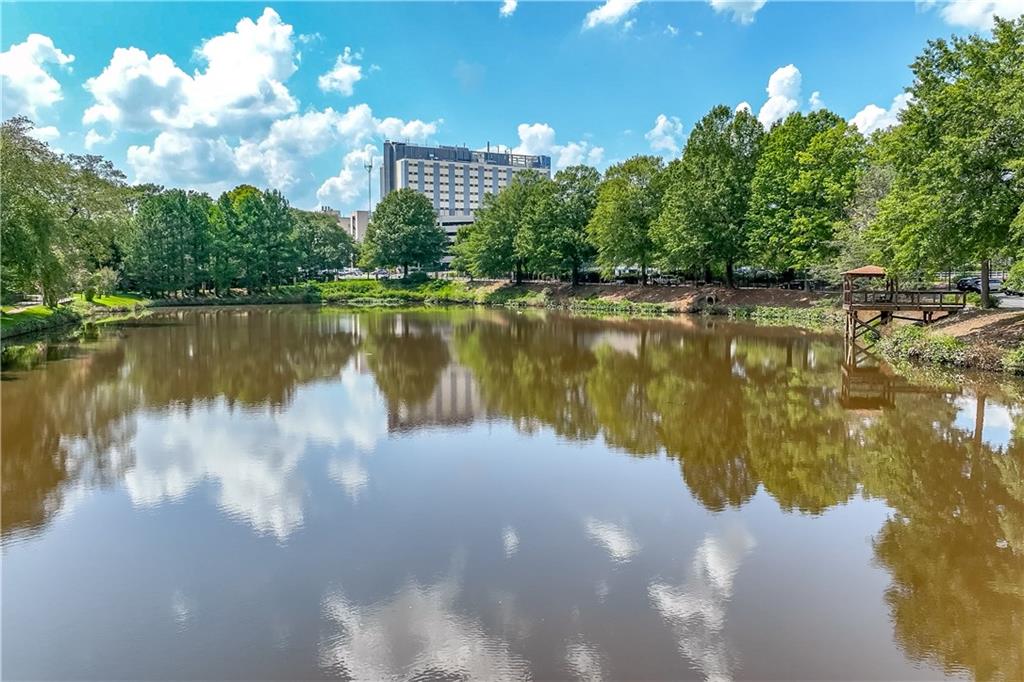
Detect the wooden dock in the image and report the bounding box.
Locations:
[841,265,966,363]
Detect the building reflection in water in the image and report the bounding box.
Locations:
[1,306,1021,680]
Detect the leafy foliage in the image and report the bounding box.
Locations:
[870,17,1024,303]
[746,110,866,272]
[522,165,600,284]
[453,170,552,282]
[653,105,763,283]
[587,155,666,283]
[1,117,130,305]
[359,188,444,277]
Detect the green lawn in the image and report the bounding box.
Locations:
[1,304,56,322]
[0,304,75,338]
[72,292,149,308]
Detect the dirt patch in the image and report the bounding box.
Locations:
[933,309,1024,367]
[492,282,828,312]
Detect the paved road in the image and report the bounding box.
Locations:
[996,293,1024,309]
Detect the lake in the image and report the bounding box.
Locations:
[2,306,1021,681]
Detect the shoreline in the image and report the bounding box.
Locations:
[3,281,1022,377]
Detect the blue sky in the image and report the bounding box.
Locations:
[2,1,1020,212]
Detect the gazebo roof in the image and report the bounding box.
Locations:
[841,265,887,278]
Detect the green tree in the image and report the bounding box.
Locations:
[454,170,552,283]
[746,110,865,275]
[871,17,1024,306]
[1,117,129,305]
[815,162,894,283]
[208,193,244,295]
[292,209,356,280]
[123,189,211,296]
[653,105,763,285]
[218,185,295,291]
[521,165,600,284]
[359,188,444,278]
[587,155,666,284]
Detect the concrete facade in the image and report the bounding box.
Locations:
[380,141,551,240]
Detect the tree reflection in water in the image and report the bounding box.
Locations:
[2,307,1020,679]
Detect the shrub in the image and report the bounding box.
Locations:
[403,271,430,285]
[876,324,969,366]
[84,267,119,302]
[966,292,1000,308]
[1003,343,1024,374]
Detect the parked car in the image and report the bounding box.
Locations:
[965,278,1002,293]
[956,276,979,291]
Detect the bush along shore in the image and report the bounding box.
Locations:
[870,314,1024,376]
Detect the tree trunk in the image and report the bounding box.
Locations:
[514,262,523,285]
[980,258,991,308]
[641,262,648,286]
[403,263,409,278]
[571,264,580,287]
[726,260,735,288]
[974,393,986,449]
[703,265,713,284]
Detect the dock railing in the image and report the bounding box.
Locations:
[843,289,967,310]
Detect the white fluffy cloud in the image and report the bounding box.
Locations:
[377,116,441,142]
[84,129,114,150]
[645,114,684,155]
[83,47,191,130]
[849,92,914,135]
[0,34,75,118]
[757,63,801,127]
[554,140,605,168]
[735,101,752,114]
[708,0,767,24]
[500,0,518,17]
[85,7,438,209]
[127,102,439,198]
[809,90,825,110]
[27,125,60,143]
[127,131,240,191]
[512,122,557,156]
[317,143,381,207]
[84,8,297,135]
[583,0,643,29]
[318,47,363,96]
[923,0,1024,29]
[511,122,604,169]
[236,108,354,189]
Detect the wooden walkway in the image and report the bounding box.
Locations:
[843,289,967,317]
[840,266,967,365]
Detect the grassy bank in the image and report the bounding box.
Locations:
[718,301,842,330]
[1,305,84,339]
[876,325,971,367]
[2,293,149,340]
[874,320,1024,376]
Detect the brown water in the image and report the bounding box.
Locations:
[2,306,1021,681]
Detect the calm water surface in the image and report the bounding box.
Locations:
[2,306,1021,680]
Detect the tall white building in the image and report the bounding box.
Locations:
[380,141,551,238]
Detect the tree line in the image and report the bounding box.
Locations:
[450,18,1022,307]
[1,117,355,302]
[2,18,1021,306]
